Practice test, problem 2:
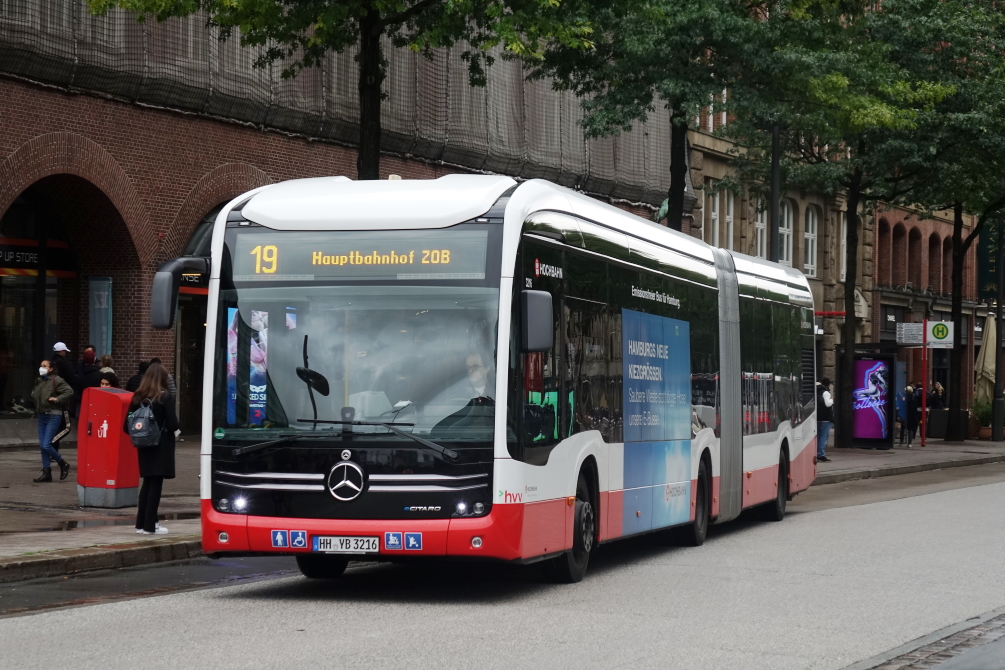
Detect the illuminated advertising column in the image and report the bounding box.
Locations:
[851,354,895,448]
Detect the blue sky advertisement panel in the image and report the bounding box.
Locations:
[621,309,692,532]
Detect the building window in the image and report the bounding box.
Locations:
[707,94,715,131]
[779,200,793,266]
[725,191,734,251]
[840,212,848,282]
[720,89,728,128]
[881,305,905,334]
[708,186,719,247]
[755,200,767,259]
[804,207,818,277]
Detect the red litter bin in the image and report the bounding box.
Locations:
[77,387,138,507]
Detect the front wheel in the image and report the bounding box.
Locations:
[546,472,596,583]
[296,554,349,579]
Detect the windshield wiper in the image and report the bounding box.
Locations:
[228,434,330,458]
[295,419,459,461]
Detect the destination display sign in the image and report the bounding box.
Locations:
[232,230,488,281]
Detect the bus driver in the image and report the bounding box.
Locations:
[464,353,493,400]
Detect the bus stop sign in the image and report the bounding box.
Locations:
[927,321,954,348]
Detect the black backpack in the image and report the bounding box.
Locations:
[128,398,162,448]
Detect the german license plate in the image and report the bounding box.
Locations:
[312,536,379,554]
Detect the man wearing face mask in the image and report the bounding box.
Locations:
[30,360,73,482]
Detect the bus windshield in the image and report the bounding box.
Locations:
[214,283,499,442]
[213,227,500,445]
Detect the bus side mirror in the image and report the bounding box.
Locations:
[151,257,210,329]
[521,290,553,352]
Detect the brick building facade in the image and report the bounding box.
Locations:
[0,76,464,429]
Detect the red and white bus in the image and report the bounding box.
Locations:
[151,175,817,582]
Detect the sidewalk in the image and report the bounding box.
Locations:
[815,439,1005,485]
[0,440,202,583]
[3,438,1005,584]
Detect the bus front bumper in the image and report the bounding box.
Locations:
[200,499,526,561]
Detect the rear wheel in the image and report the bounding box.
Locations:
[546,472,596,583]
[759,451,788,522]
[677,458,710,546]
[296,554,349,579]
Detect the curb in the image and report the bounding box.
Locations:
[0,537,202,584]
[814,453,1005,486]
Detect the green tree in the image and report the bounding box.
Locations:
[88,0,594,179]
[529,0,756,231]
[723,0,954,447]
[875,0,1005,440]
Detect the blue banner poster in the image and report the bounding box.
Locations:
[621,309,692,532]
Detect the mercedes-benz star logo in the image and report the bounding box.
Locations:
[327,461,366,501]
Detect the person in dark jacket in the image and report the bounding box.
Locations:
[100,372,120,388]
[50,342,76,394]
[816,378,834,462]
[123,363,179,534]
[125,361,149,393]
[904,385,920,447]
[31,360,74,482]
[78,350,102,392]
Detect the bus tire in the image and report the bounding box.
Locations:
[546,471,595,583]
[759,451,788,522]
[296,554,349,579]
[679,457,710,546]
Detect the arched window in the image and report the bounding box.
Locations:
[725,191,734,251]
[804,207,818,277]
[779,200,793,266]
[708,186,719,247]
[755,200,767,259]
[928,234,942,292]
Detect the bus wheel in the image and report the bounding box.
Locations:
[759,452,788,522]
[679,458,710,546]
[546,472,595,583]
[296,554,349,579]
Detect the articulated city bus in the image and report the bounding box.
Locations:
[151,175,817,582]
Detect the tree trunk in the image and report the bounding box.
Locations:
[946,201,967,440]
[836,171,863,449]
[667,111,689,233]
[357,13,383,180]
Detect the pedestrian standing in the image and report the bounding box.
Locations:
[50,343,76,394]
[99,355,115,375]
[904,385,920,447]
[125,361,149,393]
[31,360,73,482]
[148,357,177,397]
[816,377,834,462]
[78,350,102,392]
[930,381,946,409]
[123,363,178,535]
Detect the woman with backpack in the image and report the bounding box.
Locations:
[31,360,74,482]
[123,363,179,535]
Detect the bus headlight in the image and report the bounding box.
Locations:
[456,501,468,515]
[473,502,484,515]
[233,496,248,512]
[217,498,230,512]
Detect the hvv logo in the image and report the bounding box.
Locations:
[498,490,523,503]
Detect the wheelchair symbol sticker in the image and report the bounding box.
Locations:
[290,530,307,549]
